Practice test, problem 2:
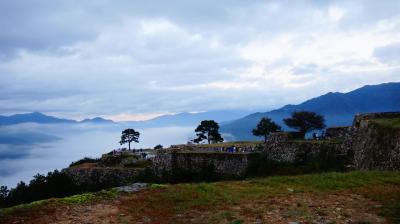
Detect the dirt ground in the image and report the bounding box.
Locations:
[2,190,390,224]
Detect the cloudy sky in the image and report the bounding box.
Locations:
[1,0,399,121]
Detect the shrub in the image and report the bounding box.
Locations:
[69,157,100,167]
[1,170,81,208]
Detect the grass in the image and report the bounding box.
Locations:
[134,171,400,223]
[2,171,400,223]
[0,188,119,217]
[372,117,400,129]
[150,183,168,189]
[153,171,400,207]
[60,192,96,204]
[69,157,100,168]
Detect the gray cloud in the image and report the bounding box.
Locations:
[373,43,400,64]
[0,0,400,118]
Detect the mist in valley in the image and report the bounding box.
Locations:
[0,123,194,188]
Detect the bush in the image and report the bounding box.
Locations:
[1,170,81,208]
[154,144,163,150]
[69,157,100,167]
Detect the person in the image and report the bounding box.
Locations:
[312,132,317,139]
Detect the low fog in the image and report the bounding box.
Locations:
[0,123,194,188]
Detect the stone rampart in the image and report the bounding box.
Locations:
[63,167,141,187]
[350,112,400,170]
[325,126,352,139]
[152,150,251,179]
[263,132,350,163]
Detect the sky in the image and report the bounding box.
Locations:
[0,0,400,121]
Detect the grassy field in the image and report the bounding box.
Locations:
[1,171,400,223]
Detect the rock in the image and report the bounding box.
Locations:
[114,182,149,193]
[254,218,263,224]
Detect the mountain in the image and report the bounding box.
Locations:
[123,110,257,128]
[220,82,400,140]
[0,110,252,127]
[0,113,116,125]
[0,112,77,125]
[80,117,114,124]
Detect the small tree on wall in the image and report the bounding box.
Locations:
[193,120,224,144]
[252,117,282,143]
[154,144,163,150]
[119,128,140,150]
[283,111,325,138]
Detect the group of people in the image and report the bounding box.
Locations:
[224,146,255,153]
[107,148,150,159]
[312,131,326,140]
[207,145,256,153]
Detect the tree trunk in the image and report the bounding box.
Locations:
[207,132,210,144]
[300,129,306,139]
[264,134,267,143]
[128,141,131,150]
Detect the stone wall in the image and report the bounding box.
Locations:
[63,167,141,187]
[263,132,350,163]
[350,113,400,170]
[262,112,400,171]
[152,150,251,179]
[325,126,352,139]
[353,112,400,128]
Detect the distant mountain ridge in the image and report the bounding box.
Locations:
[0,110,253,127]
[0,112,76,125]
[220,82,400,140]
[80,117,114,124]
[122,110,257,128]
[0,112,114,125]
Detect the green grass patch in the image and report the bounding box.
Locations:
[0,188,120,218]
[248,171,400,192]
[145,171,400,214]
[99,188,119,199]
[372,117,400,129]
[60,192,96,204]
[0,198,54,216]
[150,183,168,189]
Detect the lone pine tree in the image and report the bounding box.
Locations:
[193,120,224,144]
[120,128,140,150]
